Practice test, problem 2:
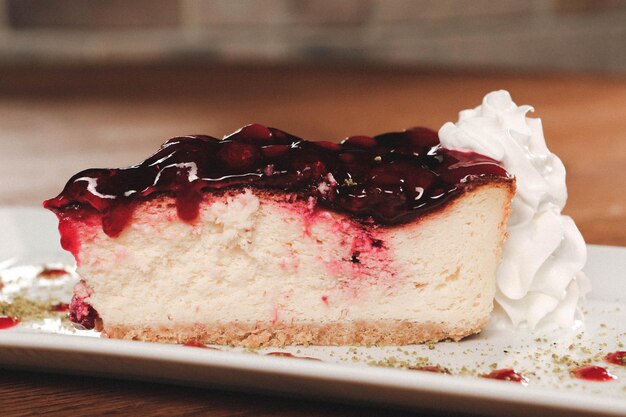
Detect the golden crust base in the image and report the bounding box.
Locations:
[103,318,489,348]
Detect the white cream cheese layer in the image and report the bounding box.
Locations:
[439,90,590,329]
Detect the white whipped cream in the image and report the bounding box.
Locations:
[439,90,590,330]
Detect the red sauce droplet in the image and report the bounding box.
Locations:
[68,289,99,330]
[481,368,528,384]
[58,215,82,260]
[176,186,203,222]
[266,352,321,361]
[410,365,451,374]
[183,342,220,350]
[38,268,68,279]
[43,125,511,238]
[605,351,626,366]
[102,203,135,237]
[571,365,617,382]
[0,316,19,329]
[52,302,70,313]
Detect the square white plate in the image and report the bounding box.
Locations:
[0,207,625,417]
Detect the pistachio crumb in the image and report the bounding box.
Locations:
[0,296,56,321]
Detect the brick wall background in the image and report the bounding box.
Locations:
[0,0,624,72]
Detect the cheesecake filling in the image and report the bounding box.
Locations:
[439,90,589,330]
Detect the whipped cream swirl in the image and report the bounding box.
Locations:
[439,90,590,329]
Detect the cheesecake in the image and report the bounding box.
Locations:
[44,124,514,347]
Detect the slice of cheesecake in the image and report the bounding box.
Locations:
[45,125,514,347]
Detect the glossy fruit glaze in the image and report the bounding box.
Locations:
[570,365,617,382]
[605,351,626,366]
[410,365,451,374]
[265,352,321,361]
[183,342,220,350]
[481,368,528,384]
[52,302,70,313]
[0,316,19,330]
[44,124,511,238]
[37,268,68,279]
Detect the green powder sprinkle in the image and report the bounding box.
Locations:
[0,296,55,321]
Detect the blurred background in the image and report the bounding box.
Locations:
[0,2,625,413]
[0,0,625,245]
[0,0,625,71]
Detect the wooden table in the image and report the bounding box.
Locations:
[0,64,625,416]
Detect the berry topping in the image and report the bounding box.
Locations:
[44,125,511,237]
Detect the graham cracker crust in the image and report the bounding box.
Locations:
[103,318,489,348]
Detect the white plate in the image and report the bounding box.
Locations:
[0,207,625,417]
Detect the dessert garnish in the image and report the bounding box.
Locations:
[0,296,56,322]
[409,365,451,374]
[605,351,626,366]
[440,90,589,329]
[52,302,70,313]
[182,342,220,350]
[481,368,529,385]
[570,365,617,382]
[0,316,19,330]
[38,267,69,279]
[266,352,321,361]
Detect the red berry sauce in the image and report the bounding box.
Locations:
[571,365,617,382]
[183,342,220,350]
[52,302,70,313]
[0,316,19,329]
[44,125,511,238]
[266,352,321,361]
[481,368,528,384]
[605,351,626,366]
[69,293,99,330]
[38,268,68,279]
[411,365,451,374]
